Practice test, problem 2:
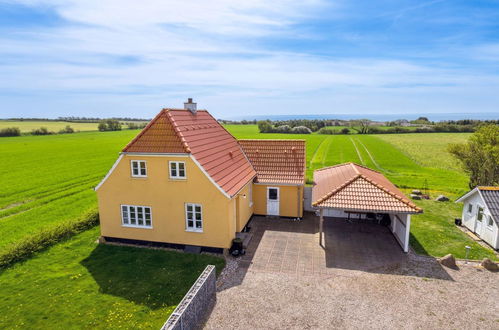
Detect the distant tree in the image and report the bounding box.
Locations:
[448,124,499,188]
[58,125,74,134]
[98,121,107,131]
[257,120,273,133]
[290,126,312,134]
[417,117,429,122]
[340,128,350,134]
[31,127,54,135]
[350,119,371,134]
[106,119,122,131]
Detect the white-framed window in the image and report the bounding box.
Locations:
[477,206,484,221]
[131,160,147,177]
[121,205,152,228]
[467,203,473,213]
[169,161,186,179]
[185,203,202,232]
[487,215,494,228]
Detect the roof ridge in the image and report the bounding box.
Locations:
[358,174,422,212]
[312,173,362,206]
[238,139,306,142]
[164,110,191,153]
[351,163,360,174]
[478,186,499,191]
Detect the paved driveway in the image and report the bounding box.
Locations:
[205,214,499,329]
[240,214,406,276]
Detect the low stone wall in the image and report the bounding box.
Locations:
[162,265,217,330]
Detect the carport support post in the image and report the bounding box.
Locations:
[319,208,324,248]
[404,215,411,253]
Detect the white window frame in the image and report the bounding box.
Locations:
[121,204,152,228]
[131,160,147,178]
[487,215,494,228]
[185,203,203,232]
[169,161,186,179]
[267,187,279,201]
[467,203,473,214]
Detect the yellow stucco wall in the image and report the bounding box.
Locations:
[97,154,244,249]
[235,181,254,232]
[253,184,304,218]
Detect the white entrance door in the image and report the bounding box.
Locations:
[267,187,279,216]
[475,205,484,236]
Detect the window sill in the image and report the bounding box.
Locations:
[169,177,187,181]
[131,176,148,179]
[122,224,153,229]
[186,229,203,233]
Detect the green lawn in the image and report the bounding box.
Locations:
[0,227,225,329]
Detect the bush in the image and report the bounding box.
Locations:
[98,120,122,131]
[290,126,312,134]
[58,125,74,134]
[257,120,273,133]
[318,128,335,135]
[127,122,148,130]
[0,209,99,269]
[340,128,350,134]
[31,127,54,135]
[274,125,291,133]
[0,127,21,137]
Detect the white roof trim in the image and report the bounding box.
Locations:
[94,154,124,191]
[189,154,231,199]
[455,187,479,203]
[316,206,419,215]
[254,182,304,186]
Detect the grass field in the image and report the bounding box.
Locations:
[0,226,225,328]
[0,120,100,132]
[377,133,471,171]
[0,131,137,253]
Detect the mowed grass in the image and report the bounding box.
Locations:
[0,130,138,251]
[377,133,471,171]
[0,226,225,329]
[0,120,100,132]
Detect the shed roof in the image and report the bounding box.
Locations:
[479,187,499,225]
[239,139,306,185]
[312,163,421,213]
[122,109,256,197]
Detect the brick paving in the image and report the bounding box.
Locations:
[240,213,406,276]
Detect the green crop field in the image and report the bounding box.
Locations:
[0,120,100,132]
[377,133,471,171]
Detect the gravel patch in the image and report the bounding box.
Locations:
[207,251,498,329]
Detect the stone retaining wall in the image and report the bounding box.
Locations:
[161,265,216,330]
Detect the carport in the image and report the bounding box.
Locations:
[312,163,422,252]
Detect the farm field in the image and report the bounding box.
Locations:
[377,133,471,171]
[0,226,225,329]
[0,120,100,132]
[0,131,137,253]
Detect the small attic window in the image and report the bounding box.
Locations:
[169,161,186,179]
[131,160,147,177]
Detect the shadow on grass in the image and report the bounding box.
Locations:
[409,232,430,256]
[81,244,224,310]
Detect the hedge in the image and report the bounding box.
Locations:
[0,209,99,269]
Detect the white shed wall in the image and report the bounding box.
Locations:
[390,213,411,252]
[460,191,499,249]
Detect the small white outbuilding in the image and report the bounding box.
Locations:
[456,186,499,250]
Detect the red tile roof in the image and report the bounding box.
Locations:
[312,163,421,213]
[123,109,256,197]
[239,140,305,185]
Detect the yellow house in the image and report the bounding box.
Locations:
[95,99,305,251]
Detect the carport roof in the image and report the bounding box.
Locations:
[312,163,422,214]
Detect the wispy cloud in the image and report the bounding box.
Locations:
[1,0,499,118]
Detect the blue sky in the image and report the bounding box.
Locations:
[1,0,499,119]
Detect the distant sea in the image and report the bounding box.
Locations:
[229,112,498,122]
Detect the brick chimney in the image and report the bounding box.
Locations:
[184,98,197,114]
